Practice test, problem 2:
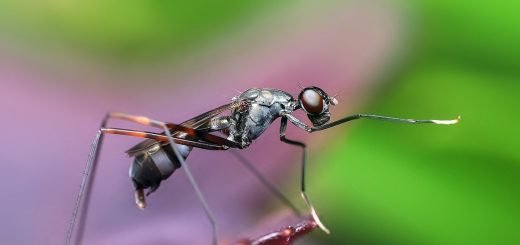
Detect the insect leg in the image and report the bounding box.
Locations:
[108,112,241,148]
[101,128,228,150]
[70,112,232,245]
[67,127,223,245]
[310,114,460,132]
[67,121,105,245]
[104,112,220,244]
[229,150,302,217]
[159,122,218,245]
[283,113,459,133]
[279,117,330,234]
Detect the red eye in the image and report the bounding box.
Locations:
[301,89,324,114]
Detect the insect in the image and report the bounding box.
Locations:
[66,86,459,245]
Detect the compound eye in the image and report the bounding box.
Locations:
[301,89,324,114]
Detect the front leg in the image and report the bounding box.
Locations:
[279,116,330,234]
[281,111,459,133]
[280,112,312,132]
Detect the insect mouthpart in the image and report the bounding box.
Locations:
[307,110,331,126]
[330,96,338,106]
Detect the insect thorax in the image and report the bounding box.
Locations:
[228,88,295,147]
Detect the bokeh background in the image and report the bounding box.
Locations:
[0,1,518,244]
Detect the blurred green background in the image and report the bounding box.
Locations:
[0,1,518,244]
[0,1,276,66]
[310,1,520,244]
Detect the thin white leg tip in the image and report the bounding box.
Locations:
[432,116,460,125]
[310,207,330,234]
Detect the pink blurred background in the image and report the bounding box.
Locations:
[0,2,401,244]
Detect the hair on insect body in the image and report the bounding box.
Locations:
[66,86,459,245]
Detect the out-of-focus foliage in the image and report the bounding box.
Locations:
[418,0,520,72]
[309,1,520,244]
[0,0,517,244]
[0,1,274,63]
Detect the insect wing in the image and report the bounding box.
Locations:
[179,102,234,129]
[126,102,236,156]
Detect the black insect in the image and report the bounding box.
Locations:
[66,86,459,245]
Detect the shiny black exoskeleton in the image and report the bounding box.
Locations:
[127,87,337,198]
[69,85,458,245]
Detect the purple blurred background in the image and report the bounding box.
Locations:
[0,2,401,244]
